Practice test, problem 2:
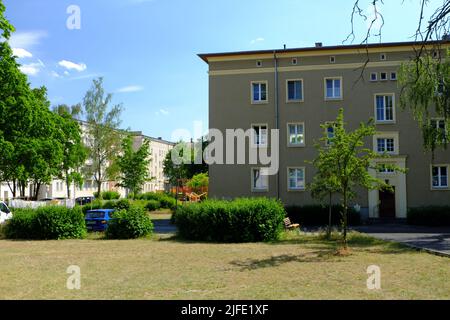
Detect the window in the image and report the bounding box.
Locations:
[256,60,262,67]
[288,168,305,190]
[324,77,342,100]
[251,81,268,103]
[431,119,447,143]
[380,72,388,81]
[292,58,298,65]
[380,53,386,61]
[370,73,377,81]
[378,164,395,174]
[375,94,395,122]
[252,124,268,147]
[287,123,305,146]
[252,168,268,191]
[390,72,397,81]
[330,56,336,64]
[377,138,395,153]
[286,79,303,102]
[432,165,448,188]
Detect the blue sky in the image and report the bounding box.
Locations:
[4,0,436,141]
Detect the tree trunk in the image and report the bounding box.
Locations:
[34,182,41,200]
[343,189,348,248]
[327,192,332,240]
[65,174,71,199]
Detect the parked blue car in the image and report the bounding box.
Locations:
[85,209,116,232]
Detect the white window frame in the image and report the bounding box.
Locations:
[374,93,396,123]
[329,56,336,64]
[390,72,397,81]
[286,79,304,103]
[430,118,447,144]
[373,132,399,155]
[250,81,268,104]
[380,72,388,81]
[380,53,387,61]
[287,167,306,191]
[370,72,377,82]
[251,167,269,192]
[291,58,298,65]
[377,163,396,175]
[251,123,268,147]
[325,122,336,146]
[430,164,449,190]
[256,60,263,67]
[287,122,305,147]
[324,77,343,101]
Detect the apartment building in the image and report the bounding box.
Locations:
[0,122,174,201]
[199,41,450,219]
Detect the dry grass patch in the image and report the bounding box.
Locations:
[0,231,448,300]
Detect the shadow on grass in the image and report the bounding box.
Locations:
[229,250,336,271]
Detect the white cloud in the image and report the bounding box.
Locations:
[250,37,265,45]
[12,48,32,58]
[155,108,169,116]
[69,73,101,81]
[51,71,61,78]
[117,85,144,93]
[20,62,42,76]
[58,60,87,72]
[64,71,70,76]
[9,31,47,49]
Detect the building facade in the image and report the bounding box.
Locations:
[199,41,450,219]
[0,122,174,201]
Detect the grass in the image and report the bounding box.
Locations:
[0,227,449,300]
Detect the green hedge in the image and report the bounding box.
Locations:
[105,205,154,239]
[4,206,86,240]
[136,192,176,209]
[175,198,286,242]
[146,200,161,211]
[408,206,450,226]
[93,191,121,200]
[285,205,361,226]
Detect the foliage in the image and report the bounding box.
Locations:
[105,205,153,239]
[113,199,131,211]
[175,198,286,242]
[285,205,360,226]
[408,206,450,226]
[145,200,161,211]
[136,192,176,209]
[186,173,209,193]
[4,206,86,240]
[93,190,120,200]
[163,138,208,185]
[310,109,404,247]
[399,49,450,152]
[116,135,151,196]
[82,77,123,198]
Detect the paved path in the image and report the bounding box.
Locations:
[354,224,450,257]
[152,219,177,234]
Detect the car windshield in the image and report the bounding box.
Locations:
[86,212,106,219]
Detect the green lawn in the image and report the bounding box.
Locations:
[0,230,449,300]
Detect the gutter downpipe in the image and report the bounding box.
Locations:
[274,51,280,200]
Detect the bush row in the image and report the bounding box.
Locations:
[134,192,176,210]
[93,191,121,200]
[407,206,450,226]
[174,198,286,242]
[285,205,361,226]
[4,206,86,240]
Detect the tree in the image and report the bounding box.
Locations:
[399,49,450,153]
[116,135,151,196]
[163,138,208,187]
[82,77,123,199]
[53,105,87,198]
[308,142,340,240]
[312,109,404,248]
[186,173,209,194]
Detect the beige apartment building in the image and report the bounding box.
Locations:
[199,41,450,220]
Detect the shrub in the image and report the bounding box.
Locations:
[4,206,86,240]
[102,200,116,209]
[93,191,121,200]
[113,199,131,211]
[105,205,153,239]
[138,192,176,209]
[81,199,103,214]
[175,198,286,242]
[284,205,361,226]
[408,206,450,226]
[145,200,161,211]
